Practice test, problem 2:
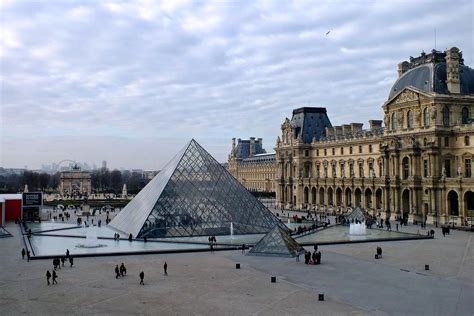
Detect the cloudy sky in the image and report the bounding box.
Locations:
[1,0,472,170]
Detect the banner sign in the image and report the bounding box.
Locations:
[22,192,43,207]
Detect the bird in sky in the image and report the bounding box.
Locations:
[326,31,331,35]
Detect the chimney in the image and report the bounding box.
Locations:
[351,123,363,133]
[232,138,236,151]
[369,120,383,130]
[397,61,409,77]
[325,127,334,137]
[249,137,256,157]
[445,47,461,94]
[342,124,352,135]
[334,126,343,136]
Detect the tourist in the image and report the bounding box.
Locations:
[396,223,399,231]
[26,250,30,262]
[139,271,145,285]
[120,263,126,277]
[128,233,133,241]
[376,246,382,258]
[52,270,58,284]
[430,229,435,237]
[66,249,70,258]
[164,262,168,275]
[311,251,317,264]
[115,265,120,279]
[53,258,57,270]
[46,270,51,285]
[143,237,147,242]
[61,257,65,267]
[69,256,74,267]
[210,243,214,254]
[314,244,318,252]
[316,251,321,264]
[241,244,246,254]
[21,248,26,260]
[295,250,300,262]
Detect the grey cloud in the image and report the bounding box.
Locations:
[1,0,472,169]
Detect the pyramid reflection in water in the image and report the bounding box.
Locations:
[110,139,282,238]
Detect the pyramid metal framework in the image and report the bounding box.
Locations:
[345,207,370,222]
[248,226,304,257]
[110,139,282,238]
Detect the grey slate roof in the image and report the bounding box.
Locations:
[291,107,332,144]
[389,63,474,100]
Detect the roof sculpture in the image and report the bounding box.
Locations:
[248,226,303,257]
[110,139,282,238]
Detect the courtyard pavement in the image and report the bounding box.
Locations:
[0,221,473,315]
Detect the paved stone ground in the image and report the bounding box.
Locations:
[1,222,473,315]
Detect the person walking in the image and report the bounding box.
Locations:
[120,263,126,277]
[241,244,246,254]
[26,250,30,262]
[66,249,70,258]
[61,257,65,267]
[21,248,26,260]
[295,250,300,262]
[164,262,168,275]
[69,256,74,267]
[52,270,58,285]
[115,265,120,279]
[46,270,51,285]
[139,271,144,285]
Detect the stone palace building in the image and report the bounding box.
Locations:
[230,47,474,226]
[275,47,474,225]
[228,138,276,193]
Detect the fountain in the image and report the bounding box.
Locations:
[76,226,106,248]
[230,222,234,239]
[349,222,368,235]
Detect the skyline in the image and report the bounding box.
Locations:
[1,0,473,170]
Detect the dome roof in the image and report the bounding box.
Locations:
[388,62,474,100]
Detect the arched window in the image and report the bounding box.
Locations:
[461,106,470,124]
[423,108,430,127]
[391,112,397,130]
[442,106,450,127]
[407,110,413,128]
[402,157,410,179]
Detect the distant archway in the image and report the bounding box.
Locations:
[304,187,309,204]
[335,187,342,206]
[345,188,352,207]
[327,187,334,205]
[319,187,325,205]
[447,190,459,216]
[354,188,362,207]
[311,187,317,205]
[375,189,383,209]
[402,189,410,218]
[365,188,373,209]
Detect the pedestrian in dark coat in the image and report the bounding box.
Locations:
[66,249,70,258]
[21,248,26,259]
[120,263,126,277]
[46,270,51,285]
[52,270,58,284]
[164,262,168,275]
[115,265,120,279]
[139,271,144,285]
[61,257,65,267]
[69,256,74,267]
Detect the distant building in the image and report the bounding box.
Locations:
[228,138,276,193]
[59,166,91,196]
[102,160,107,169]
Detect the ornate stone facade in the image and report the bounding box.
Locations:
[275,47,474,226]
[228,138,276,193]
[59,168,91,196]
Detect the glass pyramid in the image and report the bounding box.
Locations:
[345,207,369,222]
[248,226,304,257]
[110,139,282,238]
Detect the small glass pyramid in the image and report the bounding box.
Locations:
[110,139,282,238]
[248,225,304,257]
[345,207,369,222]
